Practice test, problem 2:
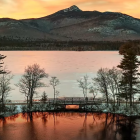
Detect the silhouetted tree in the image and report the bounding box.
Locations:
[118,49,140,107]
[0,69,13,112]
[50,76,60,103]
[93,68,121,106]
[0,71,13,105]
[40,91,48,103]
[119,42,140,55]
[94,68,110,106]
[77,75,90,100]
[0,54,6,74]
[16,64,48,108]
[107,67,122,106]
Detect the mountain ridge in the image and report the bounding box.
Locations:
[0,5,140,41]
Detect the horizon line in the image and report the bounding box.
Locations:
[0,5,138,20]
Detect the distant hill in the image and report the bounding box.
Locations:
[0,5,140,41]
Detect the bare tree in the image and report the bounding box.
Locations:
[16,64,48,108]
[0,71,13,111]
[55,90,59,98]
[89,86,97,101]
[107,67,122,106]
[89,86,100,110]
[77,75,90,100]
[93,68,121,107]
[50,77,60,103]
[94,68,110,106]
[77,79,85,98]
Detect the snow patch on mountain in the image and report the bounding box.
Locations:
[0,22,8,26]
[63,5,82,12]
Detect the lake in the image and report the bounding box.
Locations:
[0,112,140,140]
[1,51,122,100]
[1,51,140,140]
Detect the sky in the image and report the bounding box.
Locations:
[0,0,140,19]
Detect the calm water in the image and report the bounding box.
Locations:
[0,112,140,140]
[1,51,123,100]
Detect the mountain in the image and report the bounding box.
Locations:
[0,5,140,41]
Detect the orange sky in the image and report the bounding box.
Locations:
[0,0,140,19]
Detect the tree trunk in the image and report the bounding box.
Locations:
[30,85,34,108]
[30,94,33,109]
[104,82,108,107]
[129,73,133,107]
[105,90,109,107]
[1,93,4,112]
[133,96,134,106]
[54,87,55,103]
[119,97,120,106]
[27,96,29,110]
[129,92,132,107]
[83,89,85,101]
[114,96,115,106]
[126,99,127,107]
[2,93,4,107]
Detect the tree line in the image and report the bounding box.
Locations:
[1,36,140,51]
[119,41,140,55]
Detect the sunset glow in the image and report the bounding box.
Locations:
[0,0,140,19]
[66,105,79,109]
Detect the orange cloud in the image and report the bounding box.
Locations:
[0,0,140,19]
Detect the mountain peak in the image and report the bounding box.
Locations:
[63,5,82,12]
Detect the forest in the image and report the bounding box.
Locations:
[0,36,140,51]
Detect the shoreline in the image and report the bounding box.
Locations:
[1,102,140,118]
[1,108,140,118]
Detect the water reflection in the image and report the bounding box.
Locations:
[0,112,139,140]
[0,114,19,125]
[115,116,137,140]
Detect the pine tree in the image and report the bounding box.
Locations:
[40,91,48,103]
[0,54,6,74]
[0,54,6,112]
[117,49,140,107]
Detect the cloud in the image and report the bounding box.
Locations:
[0,0,139,19]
